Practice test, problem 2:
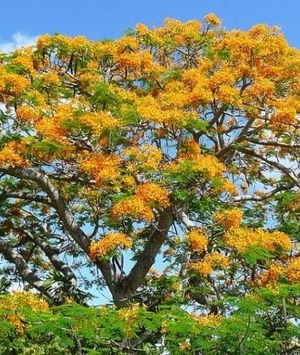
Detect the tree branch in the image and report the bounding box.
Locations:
[238,147,300,187]
[0,167,115,294]
[25,228,77,286]
[114,208,173,305]
[0,239,51,297]
[233,184,293,202]
[248,138,300,149]
[0,190,52,205]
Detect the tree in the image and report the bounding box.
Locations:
[1,13,300,354]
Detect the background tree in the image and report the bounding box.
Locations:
[1,13,300,353]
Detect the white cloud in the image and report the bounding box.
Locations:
[0,33,38,53]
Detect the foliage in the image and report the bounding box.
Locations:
[0,13,300,353]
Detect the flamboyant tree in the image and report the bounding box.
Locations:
[1,13,300,354]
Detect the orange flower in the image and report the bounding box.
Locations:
[224,228,292,253]
[112,196,154,222]
[188,252,229,276]
[80,153,121,186]
[259,264,285,286]
[135,183,170,208]
[213,208,243,229]
[136,23,149,36]
[186,229,208,253]
[204,13,221,27]
[286,258,300,283]
[189,260,212,276]
[178,139,201,159]
[0,142,28,167]
[0,291,49,332]
[89,232,132,260]
[16,105,40,123]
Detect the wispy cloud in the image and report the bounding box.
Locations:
[0,33,38,53]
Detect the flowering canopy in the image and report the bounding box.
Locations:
[1,13,300,353]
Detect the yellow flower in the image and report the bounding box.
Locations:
[135,183,170,208]
[188,252,230,276]
[205,252,230,268]
[224,228,292,253]
[136,23,149,36]
[204,13,221,27]
[112,196,154,222]
[0,72,30,96]
[89,232,132,260]
[213,208,243,229]
[186,229,208,253]
[286,258,300,283]
[0,292,49,333]
[36,34,52,50]
[192,313,222,327]
[80,153,121,186]
[16,105,40,123]
[118,303,144,336]
[259,264,285,286]
[124,144,162,171]
[0,142,28,168]
[188,260,212,276]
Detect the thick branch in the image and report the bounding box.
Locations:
[0,167,114,293]
[0,239,51,297]
[0,190,52,205]
[114,208,173,304]
[215,119,256,161]
[25,228,77,285]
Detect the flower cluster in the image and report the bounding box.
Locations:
[258,264,285,286]
[286,258,300,283]
[186,229,208,253]
[178,139,201,159]
[224,228,292,253]
[16,105,40,123]
[118,303,144,337]
[0,142,28,168]
[89,232,132,260]
[135,183,170,208]
[124,144,162,171]
[112,182,169,222]
[80,111,120,137]
[192,313,223,327]
[203,13,221,27]
[0,71,30,97]
[256,257,300,286]
[111,196,154,222]
[11,48,36,76]
[188,252,230,276]
[80,153,121,186]
[167,153,226,181]
[0,291,49,332]
[213,208,243,229]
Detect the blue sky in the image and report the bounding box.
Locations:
[1,0,300,50]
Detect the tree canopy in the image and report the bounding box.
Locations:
[1,13,300,354]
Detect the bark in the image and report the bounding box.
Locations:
[0,167,115,294]
[238,147,300,187]
[25,229,77,286]
[0,239,52,297]
[113,207,173,306]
